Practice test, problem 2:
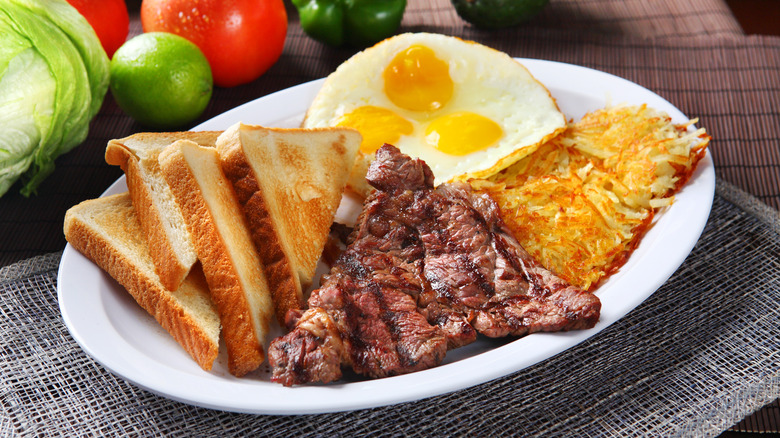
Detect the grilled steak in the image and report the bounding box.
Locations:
[268,145,601,386]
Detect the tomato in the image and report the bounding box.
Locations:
[140,0,288,88]
[66,0,130,58]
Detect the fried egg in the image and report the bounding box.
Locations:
[302,32,566,194]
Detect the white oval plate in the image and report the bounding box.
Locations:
[58,59,715,415]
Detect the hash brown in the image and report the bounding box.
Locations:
[471,104,710,291]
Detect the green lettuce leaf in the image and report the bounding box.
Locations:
[0,0,108,197]
[0,45,55,196]
[12,0,109,122]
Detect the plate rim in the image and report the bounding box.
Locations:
[57,58,716,415]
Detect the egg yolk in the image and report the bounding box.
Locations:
[337,105,414,154]
[383,45,453,112]
[425,112,503,156]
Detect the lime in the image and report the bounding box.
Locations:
[110,32,212,129]
[451,0,550,29]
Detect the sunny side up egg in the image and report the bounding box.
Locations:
[302,32,566,196]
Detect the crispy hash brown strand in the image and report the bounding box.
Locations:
[471,104,710,291]
[268,145,601,386]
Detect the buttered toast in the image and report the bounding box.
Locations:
[105,131,222,291]
[63,192,221,371]
[158,139,275,377]
[216,123,360,324]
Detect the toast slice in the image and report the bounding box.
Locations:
[216,123,360,324]
[158,139,275,377]
[105,131,222,291]
[63,192,221,371]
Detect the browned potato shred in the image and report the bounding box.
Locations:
[470,104,710,291]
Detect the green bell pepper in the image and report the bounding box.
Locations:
[292,0,407,47]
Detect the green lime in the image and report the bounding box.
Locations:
[110,32,212,129]
[451,0,550,29]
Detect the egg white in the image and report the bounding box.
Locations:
[303,32,566,186]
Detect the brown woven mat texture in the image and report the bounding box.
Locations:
[1,0,778,435]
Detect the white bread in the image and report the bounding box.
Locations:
[216,123,360,324]
[63,192,221,371]
[105,131,222,291]
[158,139,274,377]
[346,153,374,198]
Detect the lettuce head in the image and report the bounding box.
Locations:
[0,0,109,197]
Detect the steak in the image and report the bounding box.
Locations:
[268,145,601,386]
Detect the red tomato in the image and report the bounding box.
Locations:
[140,0,288,87]
[66,0,129,58]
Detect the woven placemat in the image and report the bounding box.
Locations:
[1,179,777,437]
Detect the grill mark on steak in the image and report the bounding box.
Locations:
[268,144,601,386]
[420,182,601,338]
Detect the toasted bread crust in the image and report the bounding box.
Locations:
[63,193,219,371]
[218,135,303,325]
[216,124,360,309]
[105,131,223,166]
[159,142,267,377]
[105,131,221,291]
[123,156,191,291]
